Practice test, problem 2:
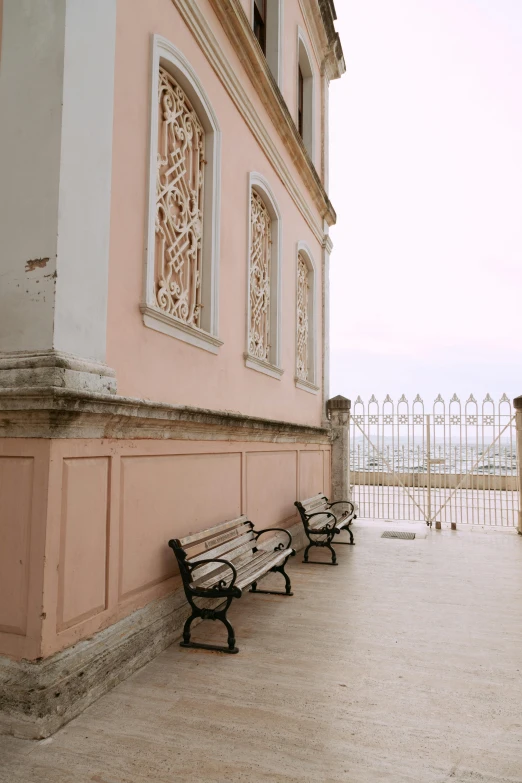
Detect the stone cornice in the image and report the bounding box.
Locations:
[0,387,331,443]
[172,0,336,238]
[317,0,345,79]
[300,0,345,81]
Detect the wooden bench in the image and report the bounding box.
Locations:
[169,516,295,654]
[294,493,357,566]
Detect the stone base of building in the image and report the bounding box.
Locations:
[0,520,306,740]
[0,389,322,738]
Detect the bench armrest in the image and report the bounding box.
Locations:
[253,527,293,552]
[187,558,241,597]
[325,500,355,515]
[303,511,337,532]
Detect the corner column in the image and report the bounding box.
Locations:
[0,0,117,393]
[321,232,333,423]
[327,395,351,502]
[514,396,522,535]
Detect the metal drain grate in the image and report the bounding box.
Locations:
[381,531,416,540]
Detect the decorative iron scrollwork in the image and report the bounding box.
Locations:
[211,579,228,591]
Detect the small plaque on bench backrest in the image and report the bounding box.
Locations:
[205,529,239,549]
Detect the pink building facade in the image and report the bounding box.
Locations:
[0,0,344,736]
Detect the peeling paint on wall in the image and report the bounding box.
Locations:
[25,258,50,272]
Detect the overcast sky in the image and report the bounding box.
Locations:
[328,0,522,408]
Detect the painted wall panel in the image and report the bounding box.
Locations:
[0,457,33,634]
[120,452,242,598]
[245,451,297,529]
[58,458,109,630]
[324,448,331,497]
[299,450,324,501]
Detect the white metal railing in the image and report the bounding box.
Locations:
[350,393,519,527]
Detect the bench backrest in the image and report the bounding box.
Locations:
[170,516,256,588]
[294,493,332,531]
[297,493,329,515]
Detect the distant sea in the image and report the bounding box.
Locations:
[350,442,517,475]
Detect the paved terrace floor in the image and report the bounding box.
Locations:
[2,520,522,783]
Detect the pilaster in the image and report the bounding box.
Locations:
[322,232,333,422]
[0,0,117,393]
[327,395,351,502]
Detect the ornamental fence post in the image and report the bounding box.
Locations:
[513,395,522,535]
[327,395,351,502]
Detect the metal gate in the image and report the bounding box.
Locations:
[350,393,519,528]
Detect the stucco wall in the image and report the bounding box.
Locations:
[106,0,326,426]
[0,437,330,661]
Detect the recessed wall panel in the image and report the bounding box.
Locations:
[245,451,297,530]
[58,458,109,630]
[120,453,242,598]
[299,451,324,501]
[0,457,33,635]
[324,449,331,497]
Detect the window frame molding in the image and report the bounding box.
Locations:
[296,26,316,164]
[295,240,319,394]
[245,172,283,380]
[141,35,223,355]
[251,0,284,89]
[176,0,339,237]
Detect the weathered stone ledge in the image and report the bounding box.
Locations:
[0,350,117,395]
[0,386,331,443]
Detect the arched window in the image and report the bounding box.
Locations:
[142,36,222,354]
[297,29,315,162]
[252,0,283,87]
[245,173,283,379]
[295,242,318,393]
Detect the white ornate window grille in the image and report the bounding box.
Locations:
[249,190,272,361]
[155,66,205,328]
[296,253,309,381]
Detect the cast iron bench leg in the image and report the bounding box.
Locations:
[334,525,355,545]
[303,538,338,566]
[249,558,294,596]
[180,600,239,654]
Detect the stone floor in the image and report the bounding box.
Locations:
[2,520,522,783]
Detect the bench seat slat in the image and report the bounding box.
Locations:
[191,534,288,583]
[235,549,292,590]
[194,547,292,591]
[194,548,275,588]
[190,531,292,586]
[187,528,255,565]
[190,540,259,584]
[234,548,287,581]
[303,502,326,515]
[308,510,353,527]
